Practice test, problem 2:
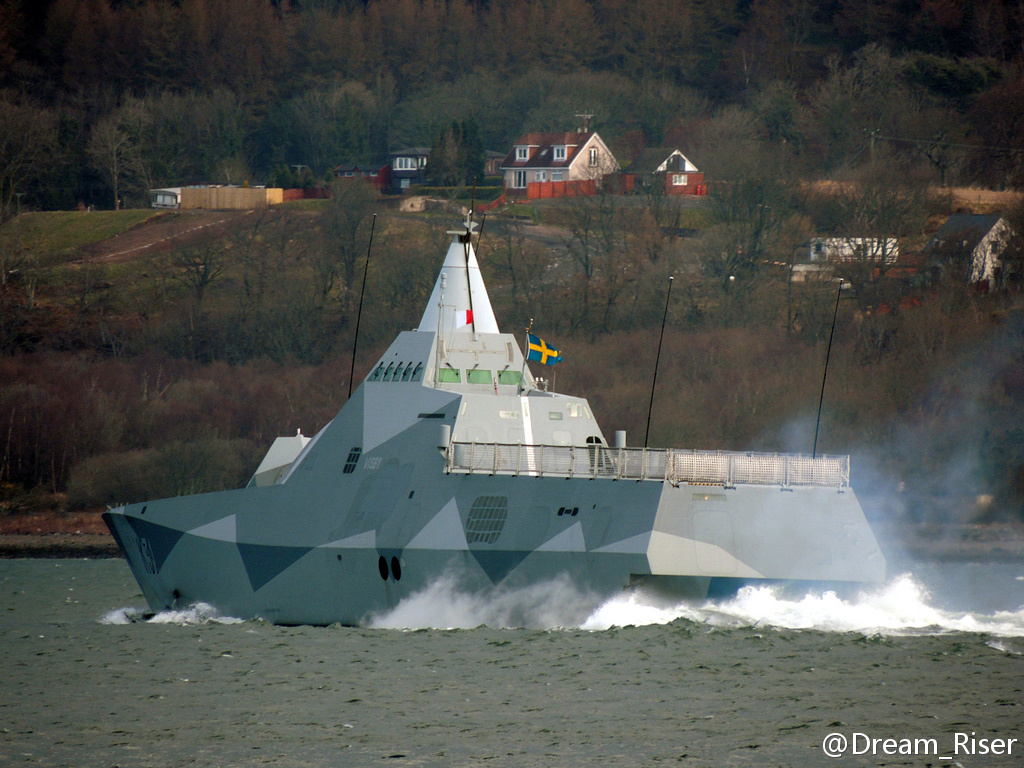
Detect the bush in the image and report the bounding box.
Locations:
[66,438,260,509]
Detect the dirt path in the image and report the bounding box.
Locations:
[74,209,255,265]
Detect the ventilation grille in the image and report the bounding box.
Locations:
[343,447,362,474]
[465,496,509,544]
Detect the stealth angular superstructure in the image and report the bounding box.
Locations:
[105,217,885,625]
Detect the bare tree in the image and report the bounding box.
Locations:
[0,97,58,222]
[87,101,152,210]
[829,163,930,312]
[312,179,380,313]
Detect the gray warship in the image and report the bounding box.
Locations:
[104,216,885,625]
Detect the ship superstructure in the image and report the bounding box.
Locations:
[104,217,885,625]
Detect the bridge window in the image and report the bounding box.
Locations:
[467,369,492,384]
[498,370,522,385]
[391,362,406,381]
[401,363,415,381]
[438,367,460,383]
[382,362,396,381]
[368,363,385,381]
[410,362,424,381]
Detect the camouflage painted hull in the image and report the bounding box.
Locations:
[105,223,885,625]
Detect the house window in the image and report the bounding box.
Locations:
[419,156,427,167]
[514,170,527,188]
[516,147,528,161]
[400,178,410,189]
[552,172,563,182]
[536,171,546,183]
[672,174,688,186]
[589,148,598,166]
[554,146,566,161]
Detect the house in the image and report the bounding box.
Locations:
[388,147,431,192]
[499,131,619,198]
[809,237,900,266]
[334,163,391,191]
[922,214,1021,290]
[619,148,706,195]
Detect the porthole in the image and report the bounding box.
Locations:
[391,557,402,581]
[378,556,388,581]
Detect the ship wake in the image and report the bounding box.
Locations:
[587,573,1024,637]
[368,571,1024,637]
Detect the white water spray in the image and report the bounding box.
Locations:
[369,572,1024,636]
[583,573,1024,636]
[101,602,244,626]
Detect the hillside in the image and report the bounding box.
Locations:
[1,184,1023,543]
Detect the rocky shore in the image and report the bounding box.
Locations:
[0,511,119,558]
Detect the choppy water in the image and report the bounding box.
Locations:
[3,558,1024,767]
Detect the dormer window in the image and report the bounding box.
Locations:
[554,146,566,161]
[516,146,529,161]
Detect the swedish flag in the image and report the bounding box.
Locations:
[526,333,563,365]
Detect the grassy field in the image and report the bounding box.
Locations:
[2,210,165,260]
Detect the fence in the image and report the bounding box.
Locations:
[446,443,849,489]
[522,179,598,200]
[180,186,284,210]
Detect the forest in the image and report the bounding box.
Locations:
[0,0,1023,526]
[0,0,1023,213]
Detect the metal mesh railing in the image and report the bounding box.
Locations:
[446,442,849,488]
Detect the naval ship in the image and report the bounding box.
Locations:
[104,216,885,625]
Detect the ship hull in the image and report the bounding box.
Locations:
[104,473,883,626]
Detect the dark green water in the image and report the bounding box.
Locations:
[2,559,1024,767]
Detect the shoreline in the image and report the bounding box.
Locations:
[3,523,1024,563]
[0,533,120,558]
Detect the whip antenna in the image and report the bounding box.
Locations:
[813,279,845,458]
[645,276,673,449]
[347,213,377,400]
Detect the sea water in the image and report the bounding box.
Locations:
[2,558,1024,767]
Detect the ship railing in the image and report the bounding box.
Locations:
[446,442,850,489]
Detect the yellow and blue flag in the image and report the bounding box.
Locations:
[526,333,562,365]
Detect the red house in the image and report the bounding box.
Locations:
[620,148,706,196]
[334,163,391,192]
